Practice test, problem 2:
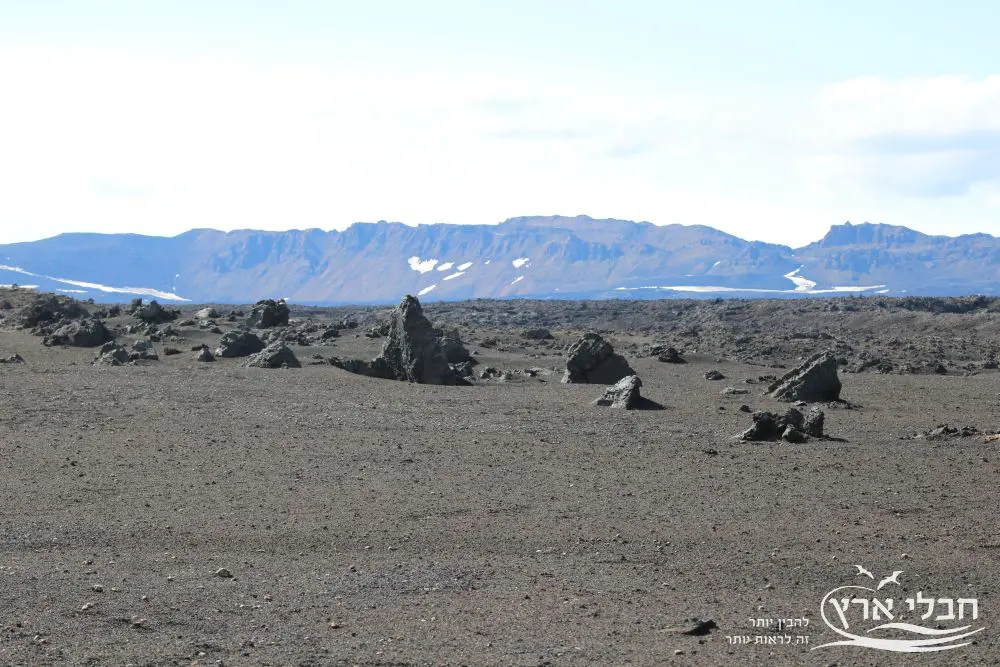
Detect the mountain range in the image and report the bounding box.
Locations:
[1,216,998,304]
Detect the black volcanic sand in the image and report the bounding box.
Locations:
[2,290,1000,665]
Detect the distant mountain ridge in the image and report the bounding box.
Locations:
[1,216,998,303]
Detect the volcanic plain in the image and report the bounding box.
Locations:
[2,289,1000,666]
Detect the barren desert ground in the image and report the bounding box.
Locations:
[3,289,1000,666]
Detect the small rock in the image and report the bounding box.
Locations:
[655,347,685,364]
[670,618,718,636]
[521,328,554,340]
[782,426,808,443]
[240,342,300,369]
[214,568,233,578]
[592,375,643,409]
[704,370,725,381]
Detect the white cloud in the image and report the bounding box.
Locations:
[804,76,1000,198]
[0,43,997,247]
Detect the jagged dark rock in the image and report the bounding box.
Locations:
[767,352,842,402]
[93,343,131,366]
[132,299,179,323]
[43,318,112,347]
[130,339,159,361]
[247,299,290,329]
[740,407,826,442]
[16,294,89,327]
[194,346,215,362]
[903,424,981,440]
[561,333,634,384]
[655,346,685,364]
[804,409,825,437]
[360,296,462,385]
[522,328,554,340]
[364,323,390,338]
[215,331,265,358]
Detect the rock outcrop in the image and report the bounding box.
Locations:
[16,294,88,327]
[767,352,842,402]
[371,296,460,384]
[43,319,112,347]
[247,299,290,329]
[561,333,634,384]
[130,299,179,323]
[331,296,462,385]
[240,342,300,368]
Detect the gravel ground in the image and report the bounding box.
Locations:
[2,291,1000,665]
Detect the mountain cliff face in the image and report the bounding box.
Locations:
[1,217,997,303]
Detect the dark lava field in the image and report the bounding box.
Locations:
[2,288,1000,666]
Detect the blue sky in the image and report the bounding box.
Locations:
[1,1,998,245]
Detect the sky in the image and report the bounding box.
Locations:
[0,1,998,247]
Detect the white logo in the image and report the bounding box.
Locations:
[813,565,984,653]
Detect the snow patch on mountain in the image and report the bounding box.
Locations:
[783,267,817,292]
[0,264,189,301]
[512,257,530,269]
[408,257,438,273]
